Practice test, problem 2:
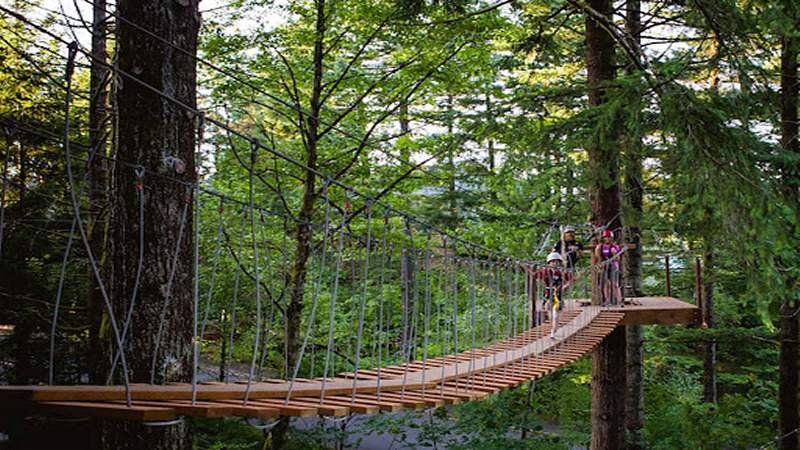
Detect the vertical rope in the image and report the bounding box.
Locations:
[320,192,348,403]
[407,248,421,368]
[382,242,394,386]
[50,151,105,384]
[439,237,448,396]
[225,205,248,383]
[468,257,477,390]
[257,211,278,380]
[503,260,512,379]
[376,209,390,401]
[191,113,205,405]
[421,231,432,399]
[493,258,501,384]
[285,182,332,403]
[107,166,146,383]
[199,198,225,342]
[243,139,262,405]
[191,185,201,404]
[150,187,192,383]
[481,260,489,386]
[62,42,131,404]
[50,210,77,385]
[450,242,460,391]
[350,201,372,404]
[399,246,410,397]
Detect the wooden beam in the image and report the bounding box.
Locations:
[35,401,176,421]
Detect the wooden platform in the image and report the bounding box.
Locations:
[0,298,696,422]
[570,296,699,326]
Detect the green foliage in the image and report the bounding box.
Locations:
[191,418,264,450]
[3,0,798,447]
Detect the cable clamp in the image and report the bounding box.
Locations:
[163,154,186,174]
[134,166,145,191]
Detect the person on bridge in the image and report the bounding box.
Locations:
[595,229,623,306]
[529,252,573,337]
[553,225,584,270]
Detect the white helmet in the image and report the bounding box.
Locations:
[562,225,575,233]
[547,252,563,263]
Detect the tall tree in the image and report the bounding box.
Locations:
[702,246,717,403]
[585,0,625,448]
[87,0,109,384]
[273,1,328,446]
[622,0,645,448]
[778,1,799,448]
[702,35,721,405]
[104,1,200,448]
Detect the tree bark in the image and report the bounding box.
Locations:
[779,3,799,448]
[592,326,627,450]
[586,0,625,448]
[622,1,644,448]
[87,0,109,384]
[105,1,200,448]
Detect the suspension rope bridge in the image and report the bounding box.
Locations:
[0,5,699,427]
[0,300,695,421]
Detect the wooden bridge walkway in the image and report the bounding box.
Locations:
[0,297,697,422]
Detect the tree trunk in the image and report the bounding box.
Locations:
[702,248,717,403]
[485,92,495,173]
[87,0,109,384]
[399,98,409,135]
[446,93,457,226]
[622,1,644,448]
[273,1,326,448]
[592,326,627,450]
[586,0,625,448]
[779,4,799,448]
[105,1,200,448]
[625,325,644,450]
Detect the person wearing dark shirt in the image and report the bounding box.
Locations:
[553,225,584,269]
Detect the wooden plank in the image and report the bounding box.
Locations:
[354,393,425,410]
[376,391,447,408]
[253,398,348,417]
[35,401,175,421]
[323,396,395,413]
[112,400,233,418]
[438,385,494,399]
[214,399,308,417]
[192,401,280,419]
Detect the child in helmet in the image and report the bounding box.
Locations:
[529,252,573,337]
[594,229,623,306]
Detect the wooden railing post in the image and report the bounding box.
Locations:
[665,255,671,297]
[528,264,537,328]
